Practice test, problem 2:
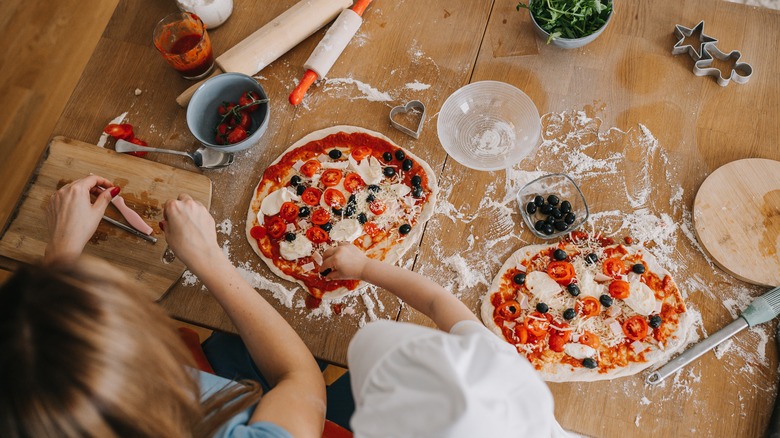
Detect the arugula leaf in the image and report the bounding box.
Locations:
[517,0,612,43]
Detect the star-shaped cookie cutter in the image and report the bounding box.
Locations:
[672,21,717,60]
[694,42,753,86]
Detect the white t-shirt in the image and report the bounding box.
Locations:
[348,320,569,438]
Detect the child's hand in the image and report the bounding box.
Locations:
[320,244,369,280]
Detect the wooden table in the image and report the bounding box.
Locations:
[40,0,780,436]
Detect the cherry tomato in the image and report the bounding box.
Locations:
[218,102,237,116]
[104,123,134,141]
[578,331,601,349]
[279,202,300,223]
[125,137,149,157]
[301,187,322,206]
[622,316,649,341]
[524,311,551,337]
[603,258,628,279]
[548,333,567,353]
[310,208,331,225]
[228,111,251,130]
[266,216,286,239]
[249,226,266,240]
[239,91,261,112]
[575,296,601,318]
[343,173,365,193]
[550,322,571,342]
[547,261,575,285]
[351,146,372,161]
[320,169,343,187]
[496,300,522,319]
[305,226,329,244]
[226,126,248,144]
[514,324,529,344]
[369,200,387,215]
[300,159,322,178]
[363,221,381,237]
[608,280,631,299]
[323,188,346,208]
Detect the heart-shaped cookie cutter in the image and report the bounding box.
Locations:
[390,100,426,139]
[694,42,753,86]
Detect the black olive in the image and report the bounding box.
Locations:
[534,220,546,231]
[368,184,381,193]
[542,224,555,235]
[526,202,537,214]
[399,224,412,234]
[319,222,332,232]
[383,167,396,177]
[290,175,301,186]
[383,151,393,162]
[553,249,567,260]
[395,150,406,161]
[567,283,580,296]
[632,263,646,274]
[296,185,306,196]
[563,308,576,320]
[328,149,342,159]
[599,294,613,307]
[649,315,662,328]
[284,232,296,242]
[533,195,545,206]
[554,220,569,231]
[357,213,368,224]
[544,216,555,225]
[564,212,576,225]
[547,194,560,205]
[550,208,562,219]
[513,273,526,285]
[412,186,424,198]
[402,159,413,171]
[344,204,356,217]
[560,200,572,213]
[366,194,376,203]
[348,194,357,204]
[298,206,310,217]
[582,358,598,369]
[411,175,422,186]
[585,253,598,265]
[332,207,342,216]
[540,203,553,214]
[536,302,549,313]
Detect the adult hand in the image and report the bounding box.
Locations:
[320,244,370,280]
[160,193,221,271]
[44,175,118,264]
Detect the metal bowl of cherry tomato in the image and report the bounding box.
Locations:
[517,173,589,239]
[187,72,270,152]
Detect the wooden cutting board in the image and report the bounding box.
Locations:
[0,137,212,300]
[693,158,780,287]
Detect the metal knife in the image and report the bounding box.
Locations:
[101,215,157,244]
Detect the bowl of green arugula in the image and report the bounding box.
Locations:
[518,0,613,49]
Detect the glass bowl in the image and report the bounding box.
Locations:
[437,81,541,171]
[517,173,589,239]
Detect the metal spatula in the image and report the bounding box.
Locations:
[646,285,780,385]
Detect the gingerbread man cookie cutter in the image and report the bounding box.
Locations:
[672,21,717,60]
[694,42,753,87]
[390,100,426,139]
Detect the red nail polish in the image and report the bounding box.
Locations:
[158,221,165,231]
[110,187,121,197]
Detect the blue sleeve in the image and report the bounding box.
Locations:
[199,370,293,438]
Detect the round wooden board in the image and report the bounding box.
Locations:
[693,158,780,287]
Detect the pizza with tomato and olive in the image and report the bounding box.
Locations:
[246,126,438,304]
[480,232,691,382]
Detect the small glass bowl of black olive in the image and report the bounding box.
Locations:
[517,173,589,240]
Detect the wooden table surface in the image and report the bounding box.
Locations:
[41,0,780,436]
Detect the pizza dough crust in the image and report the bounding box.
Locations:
[480,243,691,382]
[246,125,438,301]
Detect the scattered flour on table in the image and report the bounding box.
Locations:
[405,80,431,91]
[324,77,393,102]
[216,219,233,235]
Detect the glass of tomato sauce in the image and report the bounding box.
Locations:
[153,12,214,80]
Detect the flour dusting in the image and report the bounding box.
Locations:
[324,77,393,102]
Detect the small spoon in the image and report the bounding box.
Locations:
[115,139,234,169]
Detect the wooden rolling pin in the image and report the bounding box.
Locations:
[176,0,353,107]
[289,0,372,105]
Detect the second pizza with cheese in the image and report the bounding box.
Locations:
[246,126,438,304]
[481,232,690,382]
